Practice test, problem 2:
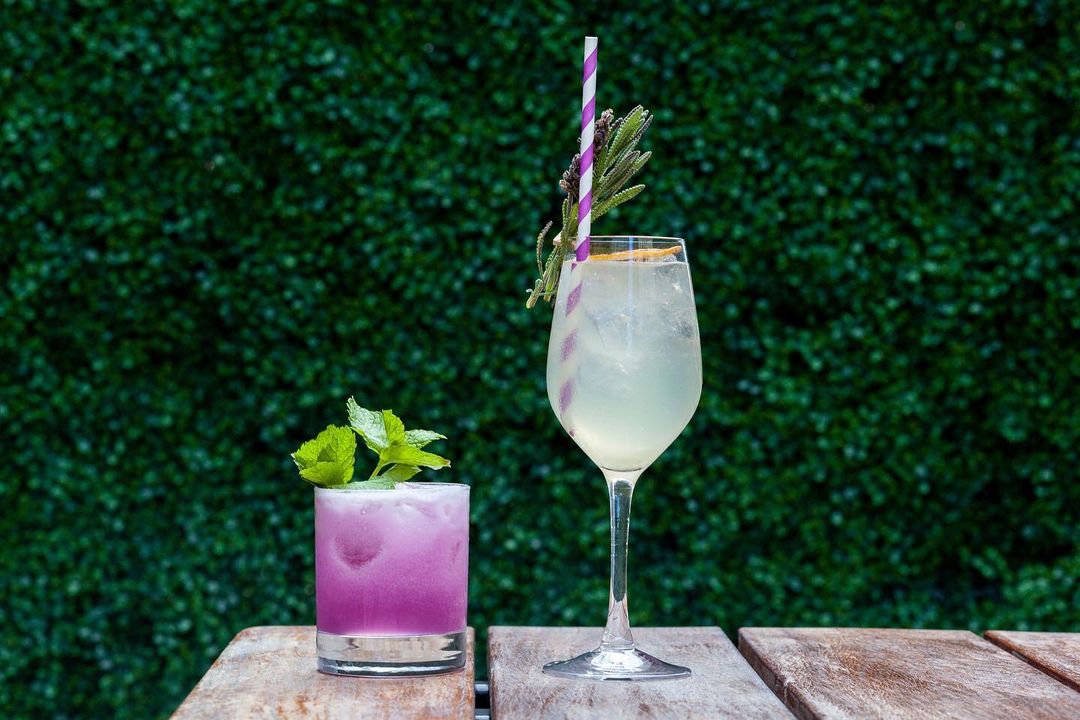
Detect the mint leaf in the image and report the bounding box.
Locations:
[404,429,446,449]
[382,410,406,444]
[347,396,388,452]
[291,425,355,488]
[298,399,452,491]
[380,464,421,482]
[347,477,396,490]
[381,444,451,470]
[300,463,352,487]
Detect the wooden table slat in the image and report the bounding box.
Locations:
[985,631,1080,693]
[739,627,1080,720]
[171,626,474,720]
[488,626,793,720]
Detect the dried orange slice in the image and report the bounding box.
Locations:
[590,245,682,262]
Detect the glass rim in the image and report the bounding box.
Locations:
[313,482,470,494]
[587,235,685,242]
[566,236,688,263]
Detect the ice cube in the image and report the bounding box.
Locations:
[671,314,697,339]
[396,499,439,520]
[335,532,383,569]
[584,307,633,353]
[578,351,634,398]
[450,538,465,563]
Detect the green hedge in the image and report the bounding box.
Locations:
[3,1,1079,717]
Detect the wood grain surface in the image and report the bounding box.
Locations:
[171,626,474,720]
[985,630,1080,693]
[488,626,792,720]
[739,627,1080,720]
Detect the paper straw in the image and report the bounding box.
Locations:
[558,36,598,427]
[575,36,598,261]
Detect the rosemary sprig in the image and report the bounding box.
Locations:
[526,106,654,308]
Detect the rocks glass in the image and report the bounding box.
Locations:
[314,483,469,676]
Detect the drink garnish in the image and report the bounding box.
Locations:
[291,397,450,489]
[291,425,356,488]
[526,105,655,308]
[592,246,681,262]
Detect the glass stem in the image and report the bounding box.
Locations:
[600,469,641,652]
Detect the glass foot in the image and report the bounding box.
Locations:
[542,646,691,681]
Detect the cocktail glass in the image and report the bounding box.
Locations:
[314,482,469,676]
[543,236,702,680]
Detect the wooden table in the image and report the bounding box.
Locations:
[739,627,1080,720]
[171,626,474,719]
[172,626,1080,719]
[986,630,1080,693]
[487,626,791,719]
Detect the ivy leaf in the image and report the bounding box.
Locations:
[291,425,355,488]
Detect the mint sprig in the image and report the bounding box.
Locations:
[291,425,356,488]
[347,397,450,481]
[290,398,451,490]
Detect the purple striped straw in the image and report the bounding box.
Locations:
[558,36,598,421]
[575,36,598,262]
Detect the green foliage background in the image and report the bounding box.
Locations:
[3,1,1079,717]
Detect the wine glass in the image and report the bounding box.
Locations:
[543,236,702,680]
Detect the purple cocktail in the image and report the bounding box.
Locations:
[314,482,469,675]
